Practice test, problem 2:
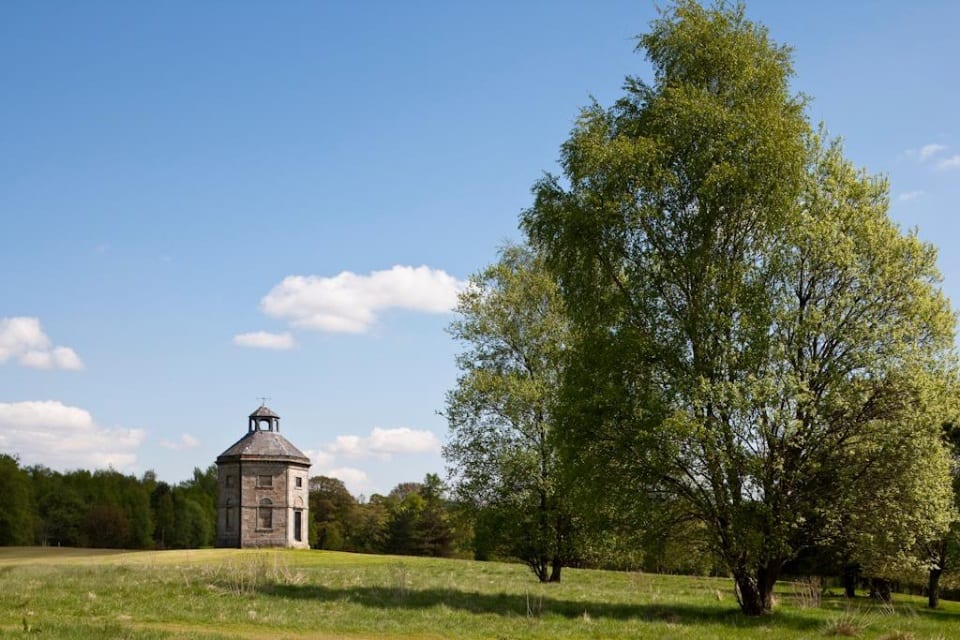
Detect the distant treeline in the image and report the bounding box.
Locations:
[0,454,218,549]
[0,454,469,557]
[0,453,701,573]
[309,473,466,557]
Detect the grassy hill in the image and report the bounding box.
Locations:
[0,547,956,639]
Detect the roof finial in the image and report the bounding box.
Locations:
[257,396,271,407]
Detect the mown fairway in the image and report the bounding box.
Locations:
[1,548,958,639]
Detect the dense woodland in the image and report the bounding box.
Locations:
[0,455,468,560]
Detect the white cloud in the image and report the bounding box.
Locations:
[897,190,925,202]
[0,401,145,471]
[304,427,442,495]
[327,435,364,457]
[20,347,84,370]
[303,449,335,468]
[368,427,442,455]
[0,317,84,371]
[160,433,201,450]
[937,155,960,170]
[233,331,296,350]
[326,427,441,460]
[918,143,947,161]
[321,467,370,494]
[260,265,466,334]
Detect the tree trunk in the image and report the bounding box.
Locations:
[869,578,892,603]
[842,564,859,598]
[733,562,781,616]
[928,568,943,609]
[548,556,562,582]
[529,556,549,582]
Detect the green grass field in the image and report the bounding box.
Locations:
[0,547,957,639]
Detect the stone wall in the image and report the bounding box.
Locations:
[216,459,310,548]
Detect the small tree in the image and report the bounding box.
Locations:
[444,244,577,582]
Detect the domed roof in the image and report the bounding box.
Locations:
[216,430,310,466]
[249,404,280,419]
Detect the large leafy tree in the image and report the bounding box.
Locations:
[444,244,576,582]
[523,1,956,614]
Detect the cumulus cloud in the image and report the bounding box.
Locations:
[321,467,371,494]
[20,347,84,370]
[260,265,466,334]
[937,155,960,170]
[233,331,296,350]
[0,317,84,371]
[160,433,201,450]
[326,427,442,460]
[918,143,947,160]
[0,401,145,471]
[303,449,335,468]
[897,190,925,202]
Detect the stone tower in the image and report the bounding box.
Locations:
[215,405,311,548]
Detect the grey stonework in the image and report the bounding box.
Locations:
[215,406,311,549]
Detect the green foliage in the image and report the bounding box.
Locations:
[309,475,358,550]
[383,475,457,557]
[0,454,34,545]
[307,474,460,558]
[0,462,217,550]
[147,466,217,549]
[917,422,960,607]
[522,0,957,616]
[444,244,579,581]
[84,503,130,549]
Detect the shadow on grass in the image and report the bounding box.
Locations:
[262,582,824,631]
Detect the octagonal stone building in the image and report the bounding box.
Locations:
[215,405,311,548]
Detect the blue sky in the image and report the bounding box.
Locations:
[2,1,958,496]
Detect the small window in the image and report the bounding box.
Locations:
[225,475,235,488]
[225,507,234,531]
[258,498,273,530]
[257,475,273,488]
[295,477,303,488]
[258,507,272,530]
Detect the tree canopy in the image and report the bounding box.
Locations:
[522,0,957,615]
[444,244,578,581]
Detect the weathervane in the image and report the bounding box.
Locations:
[257,396,271,406]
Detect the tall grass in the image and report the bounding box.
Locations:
[0,548,957,639]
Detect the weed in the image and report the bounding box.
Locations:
[391,562,409,599]
[823,608,872,637]
[791,576,822,608]
[269,552,305,585]
[877,631,916,640]
[197,551,306,595]
[525,591,543,618]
